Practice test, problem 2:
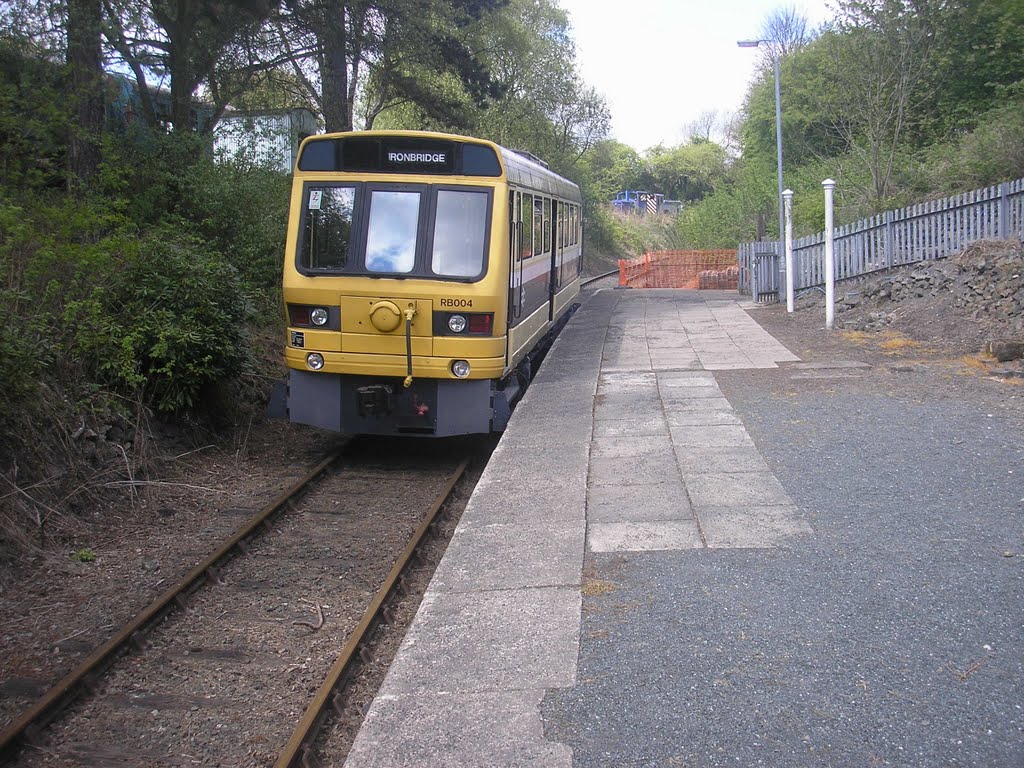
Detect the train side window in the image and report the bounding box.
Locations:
[431,189,488,278]
[534,197,544,256]
[521,193,533,259]
[301,185,355,270]
[365,190,420,273]
[542,198,551,255]
[510,193,518,262]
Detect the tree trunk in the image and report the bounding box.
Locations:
[67,0,104,186]
[320,0,351,132]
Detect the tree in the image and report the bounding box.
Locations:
[577,139,644,201]
[277,0,505,133]
[104,0,279,131]
[467,0,609,170]
[646,140,729,202]
[67,0,104,183]
[758,4,813,63]
[683,109,741,157]
[919,0,1024,137]
[824,1,936,204]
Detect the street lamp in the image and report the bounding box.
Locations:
[738,38,785,251]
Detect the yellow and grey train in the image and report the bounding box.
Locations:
[281,130,583,436]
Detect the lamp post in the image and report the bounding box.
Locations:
[738,39,785,251]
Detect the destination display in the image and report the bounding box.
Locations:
[298,136,502,176]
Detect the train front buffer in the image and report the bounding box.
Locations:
[283,285,510,436]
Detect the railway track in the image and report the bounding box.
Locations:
[3,275,608,766]
[581,268,618,289]
[2,439,481,767]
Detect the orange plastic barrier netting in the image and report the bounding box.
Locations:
[618,249,738,289]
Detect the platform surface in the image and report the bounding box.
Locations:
[344,289,1024,768]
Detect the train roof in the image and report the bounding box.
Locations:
[296,130,582,203]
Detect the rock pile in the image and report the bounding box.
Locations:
[836,239,1024,338]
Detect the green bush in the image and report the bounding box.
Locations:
[0,39,67,191]
[0,200,53,420]
[178,157,291,297]
[919,93,1024,193]
[66,225,253,413]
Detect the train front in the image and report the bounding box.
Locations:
[281,132,510,437]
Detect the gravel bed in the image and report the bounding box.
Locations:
[4,432,490,767]
[0,422,334,732]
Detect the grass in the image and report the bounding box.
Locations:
[877,334,927,353]
[70,548,96,563]
[839,329,931,355]
[581,578,616,597]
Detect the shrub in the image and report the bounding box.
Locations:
[177,157,291,297]
[66,225,254,413]
[920,94,1024,193]
[0,200,53,424]
[0,39,67,191]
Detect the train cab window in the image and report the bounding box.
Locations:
[521,193,533,259]
[431,190,488,278]
[301,186,355,270]
[365,190,420,273]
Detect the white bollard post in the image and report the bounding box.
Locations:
[783,189,794,313]
[823,178,836,330]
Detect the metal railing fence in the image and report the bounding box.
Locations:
[738,177,1024,295]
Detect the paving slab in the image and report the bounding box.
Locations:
[380,586,581,695]
[665,409,744,427]
[588,520,703,552]
[345,690,572,768]
[685,471,792,507]
[430,521,586,592]
[590,434,674,459]
[699,504,814,548]
[669,424,756,448]
[586,481,693,523]
[673,444,772,473]
[661,396,734,411]
[591,416,670,438]
[588,454,680,486]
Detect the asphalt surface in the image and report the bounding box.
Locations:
[544,341,1024,767]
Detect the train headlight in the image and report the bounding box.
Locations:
[451,360,471,378]
[310,307,329,326]
[306,353,325,371]
[448,314,467,333]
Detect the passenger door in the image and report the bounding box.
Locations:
[507,191,524,327]
[548,200,562,320]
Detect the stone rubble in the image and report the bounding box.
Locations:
[830,239,1024,356]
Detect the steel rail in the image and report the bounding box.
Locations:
[0,447,344,761]
[274,456,471,768]
[581,269,618,288]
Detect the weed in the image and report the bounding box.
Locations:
[71,547,96,563]
[877,333,926,353]
[839,330,872,344]
[581,578,616,597]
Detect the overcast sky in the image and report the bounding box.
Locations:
[556,0,835,152]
